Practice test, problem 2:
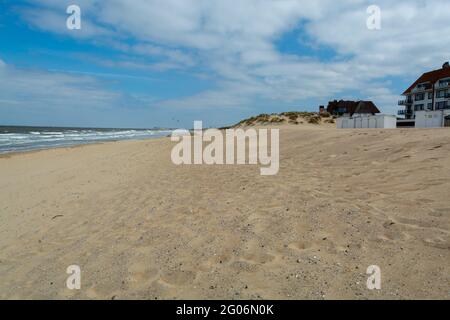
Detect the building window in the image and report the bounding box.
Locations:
[428,92,433,99]
[436,89,448,98]
[438,79,450,88]
[436,101,448,110]
[427,103,433,110]
[414,104,424,111]
[417,83,428,90]
[415,93,424,101]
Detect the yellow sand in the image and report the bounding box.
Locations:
[0,126,449,299]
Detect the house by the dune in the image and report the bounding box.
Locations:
[326,100,396,129]
[326,100,380,117]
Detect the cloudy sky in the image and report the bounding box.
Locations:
[1,0,450,128]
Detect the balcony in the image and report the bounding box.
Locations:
[398,99,413,106]
[412,86,430,93]
[398,109,413,116]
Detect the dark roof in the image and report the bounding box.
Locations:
[403,65,450,95]
[326,100,380,116]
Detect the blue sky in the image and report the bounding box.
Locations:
[1,0,449,128]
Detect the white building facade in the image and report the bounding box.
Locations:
[415,110,450,128]
[337,114,397,129]
[399,62,450,120]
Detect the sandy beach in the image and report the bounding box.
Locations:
[0,126,449,300]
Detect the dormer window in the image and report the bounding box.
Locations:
[438,78,450,88]
[416,83,428,90]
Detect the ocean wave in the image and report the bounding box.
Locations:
[0,128,169,153]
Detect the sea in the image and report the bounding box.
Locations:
[0,126,173,154]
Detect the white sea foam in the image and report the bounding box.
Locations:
[0,127,171,154]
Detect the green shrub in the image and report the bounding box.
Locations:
[270,116,284,123]
[307,115,321,124]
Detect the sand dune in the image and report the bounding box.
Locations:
[0,126,449,299]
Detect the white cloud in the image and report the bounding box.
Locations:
[19,5,112,39]
[13,0,450,116]
[307,1,450,75]
[0,59,120,111]
[0,58,178,127]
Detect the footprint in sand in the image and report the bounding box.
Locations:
[389,217,450,234]
[382,220,396,229]
[396,217,435,229]
[429,208,450,218]
[159,270,196,286]
[128,264,160,284]
[241,252,276,264]
[229,260,259,272]
[288,241,313,252]
[380,220,411,241]
[423,238,450,250]
[85,287,100,299]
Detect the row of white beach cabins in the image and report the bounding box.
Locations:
[323,62,450,129]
